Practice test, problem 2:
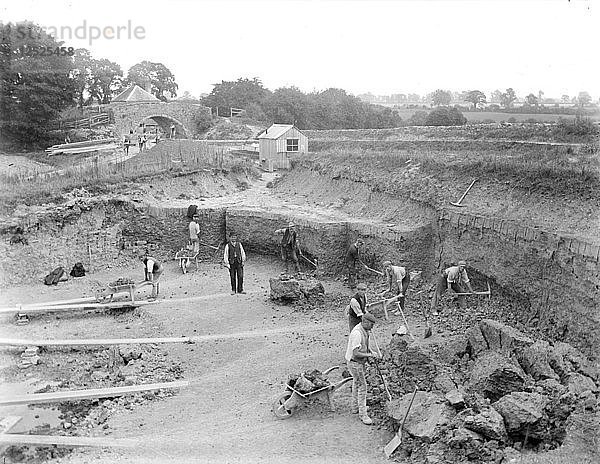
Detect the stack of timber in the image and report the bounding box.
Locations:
[46,139,117,156]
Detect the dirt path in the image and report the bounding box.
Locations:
[0,256,417,464]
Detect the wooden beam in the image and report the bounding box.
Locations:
[0,300,156,315]
[0,380,189,406]
[0,434,137,448]
[0,337,192,347]
[0,322,340,349]
[0,416,22,433]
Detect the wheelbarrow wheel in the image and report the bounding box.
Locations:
[272,392,294,419]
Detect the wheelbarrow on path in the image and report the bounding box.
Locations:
[272,365,353,419]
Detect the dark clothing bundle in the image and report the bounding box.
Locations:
[70,262,86,277]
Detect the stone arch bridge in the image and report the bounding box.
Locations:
[109,101,209,139]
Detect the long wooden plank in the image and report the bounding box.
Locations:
[0,337,192,347]
[17,296,99,307]
[0,321,340,348]
[0,300,156,315]
[0,380,189,407]
[0,434,137,448]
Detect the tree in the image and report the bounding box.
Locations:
[201,77,270,116]
[88,58,122,104]
[430,89,452,106]
[71,48,93,107]
[464,90,487,110]
[262,87,310,128]
[577,91,592,107]
[490,90,503,103]
[500,88,517,109]
[561,94,571,104]
[126,61,178,101]
[538,90,544,106]
[525,93,539,107]
[0,21,76,146]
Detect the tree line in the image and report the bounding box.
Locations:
[200,78,401,130]
[360,89,595,111]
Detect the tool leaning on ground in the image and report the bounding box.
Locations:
[450,178,477,207]
[383,385,418,458]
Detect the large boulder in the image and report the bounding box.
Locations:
[566,372,598,395]
[519,340,559,381]
[469,351,527,401]
[493,392,550,439]
[298,278,325,298]
[463,407,507,441]
[387,391,455,443]
[478,319,534,355]
[548,342,599,382]
[269,277,303,301]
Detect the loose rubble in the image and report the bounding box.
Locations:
[367,319,600,463]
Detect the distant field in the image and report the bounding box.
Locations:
[392,108,600,123]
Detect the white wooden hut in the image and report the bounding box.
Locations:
[257,124,308,170]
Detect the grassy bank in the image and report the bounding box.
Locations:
[298,141,600,202]
[0,141,258,212]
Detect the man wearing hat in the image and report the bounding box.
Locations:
[347,282,369,331]
[382,260,411,316]
[275,222,301,274]
[345,312,378,425]
[345,238,364,289]
[430,260,474,315]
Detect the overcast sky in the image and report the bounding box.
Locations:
[2,0,598,99]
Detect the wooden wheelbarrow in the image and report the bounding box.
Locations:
[272,366,353,419]
[95,280,157,303]
[174,248,200,274]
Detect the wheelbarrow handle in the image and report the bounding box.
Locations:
[322,365,340,376]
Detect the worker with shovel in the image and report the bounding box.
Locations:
[345,312,379,425]
[430,260,474,315]
[345,238,364,289]
[381,261,411,316]
[275,222,301,275]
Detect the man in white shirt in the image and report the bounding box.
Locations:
[382,260,411,316]
[188,215,200,254]
[430,260,475,315]
[142,255,163,298]
[345,313,379,425]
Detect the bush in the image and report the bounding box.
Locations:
[507,117,517,124]
[424,107,467,126]
[192,111,215,135]
[552,116,599,142]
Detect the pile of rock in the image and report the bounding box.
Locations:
[369,319,599,463]
[269,275,325,302]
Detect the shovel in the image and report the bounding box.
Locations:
[299,252,318,268]
[450,179,477,207]
[384,386,418,458]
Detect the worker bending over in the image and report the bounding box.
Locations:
[382,260,410,316]
[430,260,474,315]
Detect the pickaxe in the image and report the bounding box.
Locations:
[299,252,318,268]
[454,281,491,299]
[359,260,383,276]
[450,179,477,207]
